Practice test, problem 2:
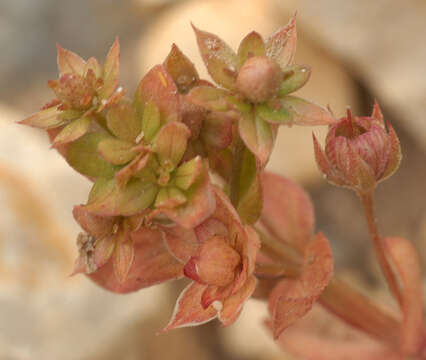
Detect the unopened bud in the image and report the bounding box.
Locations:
[236,56,283,103]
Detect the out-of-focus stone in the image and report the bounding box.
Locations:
[138,0,360,184]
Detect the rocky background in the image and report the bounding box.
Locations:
[0,0,425,359]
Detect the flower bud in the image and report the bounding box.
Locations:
[313,102,401,193]
[236,56,283,103]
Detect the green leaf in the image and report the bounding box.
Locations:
[231,143,262,224]
[278,65,311,96]
[154,121,190,172]
[238,110,274,166]
[155,186,187,208]
[141,101,161,143]
[192,24,238,90]
[163,44,199,94]
[187,86,231,112]
[174,156,203,190]
[237,31,266,68]
[85,178,158,216]
[106,101,141,143]
[67,132,119,178]
[279,96,336,125]
[98,138,137,165]
[256,102,292,124]
[53,116,91,146]
[88,177,116,204]
[19,106,64,129]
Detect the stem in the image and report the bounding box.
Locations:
[358,190,403,307]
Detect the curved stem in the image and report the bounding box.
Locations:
[358,190,403,307]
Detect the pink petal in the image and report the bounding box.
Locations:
[89,227,183,293]
[162,282,217,332]
[260,172,314,252]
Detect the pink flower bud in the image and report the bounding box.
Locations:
[313,102,401,193]
[236,56,283,103]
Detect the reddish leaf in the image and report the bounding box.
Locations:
[99,38,120,101]
[89,227,184,293]
[162,282,217,332]
[192,24,238,90]
[265,13,297,69]
[279,96,336,126]
[56,44,86,76]
[269,232,333,338]
[163,44,199,93]
[201,112,233,149]
[162,224,198,263]
[383,237,425,356]
[72,205,115,239]
[186,86,232,112]
[260,172,314,251]
[135,64,180,123]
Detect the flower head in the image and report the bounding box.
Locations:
[313,102,401,193]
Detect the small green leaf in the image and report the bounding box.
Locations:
[98,138,136,165]
[154,121,190,172]
[278,65,311,96]
[155,186,187,208]
[85,178,158,216]
[99,38,120,100]
[256,102,292,124]
[141,101,161,143]
[192,24,238,90]
[88,177,116,204]
[19,106,64,129]
[174,156,203,190]
[106,101,141,143]
[163,44,199,94]
[53,116,91,146]
[238,110,274,166]
[237,31,266,68]
[67,132,119,178]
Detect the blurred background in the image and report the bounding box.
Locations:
[0,0,425,359]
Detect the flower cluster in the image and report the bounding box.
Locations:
[20,14,425,359]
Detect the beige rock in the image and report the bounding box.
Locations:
[138,0,359,183]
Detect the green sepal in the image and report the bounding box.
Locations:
[256,102,292,124]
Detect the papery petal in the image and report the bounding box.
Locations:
[265,13,297,69]
[99,38,120,101]
[278,64,311,96]
[135,64,180,123]
[90,227,183,293]
[269,232,333,338]
[67,132,119,178]
[162,282,217,332]
[383,237,425,356]
[192,24,238,90]
[72,205,115,239]
[237,31,266,68]
[113,231,134,284]
[154,121,190,171]
[219,276,257,326]
[52,116,91,146]
[97,138,136,165]
[162,224,198,263]
[184,236,241,287]
[163,44,199,93]
[260,172,314,251]
[19,105,64,129]
[279,96,336,125]
[57,44,86,76]
[84,178,158,216]
[238,110,274,167]
[106,100,141,143]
